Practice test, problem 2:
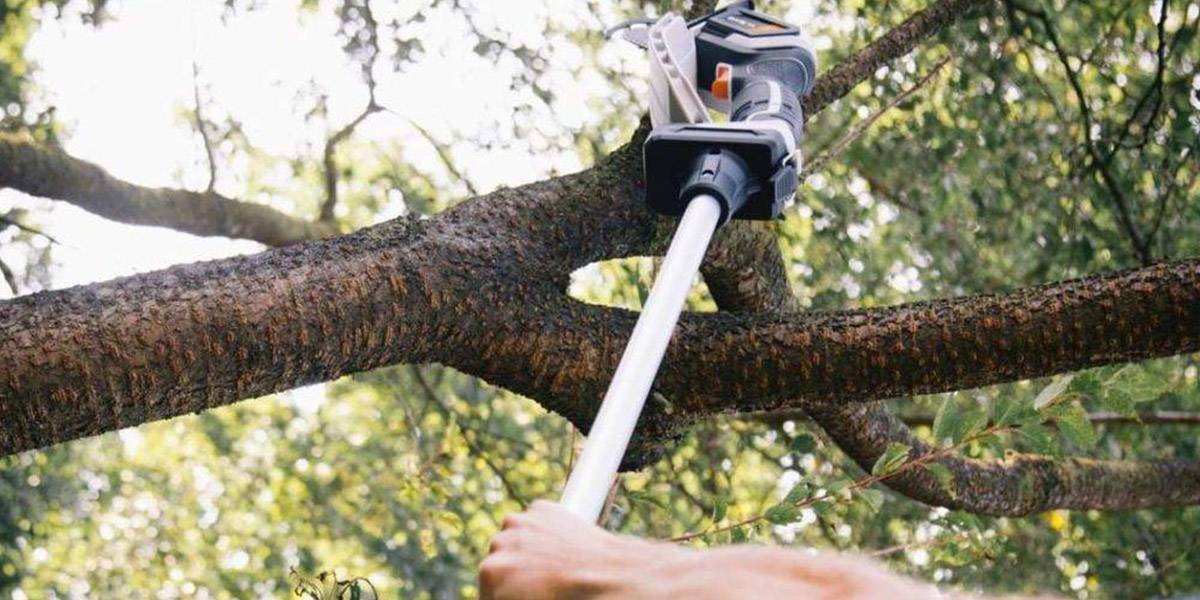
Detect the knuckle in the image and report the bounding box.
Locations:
[530,499,557,511]
[489,530,519,554]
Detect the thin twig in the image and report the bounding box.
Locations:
[865,529,972,558]
[0,215,59,244]
[408,365,528,508]
[191,58,218,193]
[806,53,953,177]
[319,0,383,223]
[404,117,480,196]
[598,477,622,528]
[319,101,381,222]
[566,424,578,475]
[0,256,18,295]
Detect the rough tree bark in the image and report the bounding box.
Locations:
[2,0,1198,514]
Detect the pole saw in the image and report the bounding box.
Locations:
[560,1,818,522]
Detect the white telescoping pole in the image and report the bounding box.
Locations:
[560,193,723,522]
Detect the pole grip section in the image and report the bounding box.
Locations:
[559,194,723,522]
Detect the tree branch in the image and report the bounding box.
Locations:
[0,132,337,246]
[404,117,479,197]
[0,257,17,296]
[319,0,383,223]
[807,401,1200,515]
[802,0,992,117]
[1008,0,1151,264]
[0,214,58,245]
[192,58,218,193]
[805,52,952,177]
[319,100,381,223]
[744,408,1200,429]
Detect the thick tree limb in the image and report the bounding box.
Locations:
[0,164,624,454]
[3,143,1195,457]
[0,132,337,246]
[699,224,1200,514]
[807,401,1200,515]
[628,260,1200,416]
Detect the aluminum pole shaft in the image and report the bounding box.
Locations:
[560,194,723,522]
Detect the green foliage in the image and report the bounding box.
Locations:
[932,396,988,446]
[790,432,817,454]
[290,569,377,600]
[1050,401,1100,451]
[871,442,911,476]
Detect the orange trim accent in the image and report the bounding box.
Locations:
[712,63,732,102]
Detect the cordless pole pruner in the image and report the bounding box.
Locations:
[641,1,817,222]
[560,1,817,522]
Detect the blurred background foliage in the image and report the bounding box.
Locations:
[0,0,1198,598]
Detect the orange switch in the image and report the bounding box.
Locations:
[711,63,732,101]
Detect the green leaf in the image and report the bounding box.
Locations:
[781,481,810,506]
[825,479,850,497]
[1101,388,1138,417]
[1056,401,1099,449]
[1068,371,1103,401]
[994,394,1039,427]
[1018,423,1060,457]
[712,497,728,523]
[924,462,957,498]
[765,503,799,524]
[932,396,958,446]
[934,397,988,445]
[1105,365,1168,404]
[625,489,668,511]
[947,511,985,532]
[812,499,834,517]
[958,401,990,442]
[791,433,817,454]
[731,526,748,543]
[858,489,885,512]
[871,442,911,476]
[1034,374,1074,409]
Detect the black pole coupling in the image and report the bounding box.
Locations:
[679,148,756,224]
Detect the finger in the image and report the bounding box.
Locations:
[529,499,558,512]
[478,554,509,600]
[488,530,520,554]
[501,511,527,531]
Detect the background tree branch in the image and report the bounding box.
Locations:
[808,401,1200,515]
[0,132,337,245]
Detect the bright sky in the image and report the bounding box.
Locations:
[0,0,658,294]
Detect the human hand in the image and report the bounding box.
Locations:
[478,499,686,600]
